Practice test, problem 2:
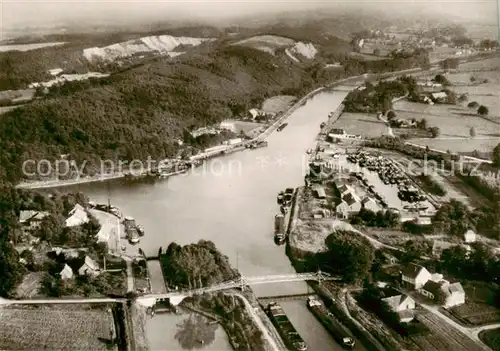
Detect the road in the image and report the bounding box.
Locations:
[0,297,122,305]
[226,292,284,351]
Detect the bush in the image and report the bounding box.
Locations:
[468,101,479,108]
[477,105,489,116]
[428,126,440,138]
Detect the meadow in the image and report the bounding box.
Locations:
[0,304,116,350]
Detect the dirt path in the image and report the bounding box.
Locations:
[226,292,283,351]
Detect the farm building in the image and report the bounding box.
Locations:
[313,187,326,199]
[78,256,100,277]
[464,229,476,243]
[361,197,380,212]
[401,263,432,289]
[336,192,361,218]
[248,108,265,120]
[219,120,237,132]
[59,264,74,280]
[418,280,465,308]
[19,210,50,233]
[381,293,416,323]
[190,127,219,138]
[65,204,89,227]
[431,91,447,102]
[416,216,432,225]
[337,184,354,197]
[48,68,63,76]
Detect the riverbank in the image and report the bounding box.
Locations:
[13,63,432,190]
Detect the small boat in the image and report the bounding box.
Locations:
[136,225,145,237]
[306,148,313,154]
[277,123,288,132]
[320,122,326,128]
[275,233,286,245]
[280,206,288,215]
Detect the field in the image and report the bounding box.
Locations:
[0,304,116,350]
[411,312,490,351]
[332,112,389,138]
[0,42,65,52]
[479,328,500,351]
[448,281,500,326]
[232,35,295,55]
[0,89,35,103]
[348,52,386,61]
[393,100,499,154]
[261,95,296,114]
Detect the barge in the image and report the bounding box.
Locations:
[274,214,286,245]
[266,302,307,351]
[277,123,288,132]
[306,297,355,349]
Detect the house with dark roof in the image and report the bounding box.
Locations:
[19,210,50,234]
[419,280,465,308]
[401,263,432,289]
[336,192,361,218]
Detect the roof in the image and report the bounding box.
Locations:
[60,264,73,277]
[382,294,408,311]
[448,282,464,294]
[432,92,447,99]
[343,192,359,206]
[362,196,378,206]
[19,210,49,223]
[65,206,89,227]
[330,128,346,135]
[402,263,427,279]
[422,280,445,296]
[337,184,352,195]
[464,229,476,236]
[81,256,99,271]
[314,187,326,198]
[432,240,456,252]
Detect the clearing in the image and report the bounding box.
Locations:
[14,272,45,298]
[0,42,66,52]
[0,304,116,350]
[261,95,296,114]
[232,35,296,55]
[332,112,389,138]
[447,281,500,326]
[394,100,499,154]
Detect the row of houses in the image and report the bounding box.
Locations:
[19,204,90,234]
[401,263,465,308]
[379,262,466,324]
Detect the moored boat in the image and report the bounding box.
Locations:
[266,302,307,351]
[307,297,355,349]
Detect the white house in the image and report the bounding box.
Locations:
[219,120,237,132]
[381,294,416,323]
[48,68,63,76]
[464,229,476,243]
[60,264,74,280]
[419,280,465,308]
[78,256,100,277]
[401,263,432,289]
[431,92,447,101]
[65,204,89,227]
[336,192,361,218]
[248,108,264,120]
[361,197,379,212]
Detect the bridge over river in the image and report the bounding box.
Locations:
[139,271,339,306]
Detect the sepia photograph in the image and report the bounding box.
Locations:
[0,0,499,350]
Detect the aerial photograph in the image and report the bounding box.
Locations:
[0,0,499,350]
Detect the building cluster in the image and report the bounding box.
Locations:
[402,263,465,308]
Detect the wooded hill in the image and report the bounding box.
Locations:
[0,33,431,184]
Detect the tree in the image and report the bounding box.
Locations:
[386,110,397,120]
[470,127,476,138]
[467,101,479,108]
[434,74,451,86]
[429,126,440,138]
[0,223,24,297]
[373,48,381,56]
[458,94,468,103]
[440,58,460,70]
[493,143,500,168]
[417,118,428,130]
[477,105,489,116]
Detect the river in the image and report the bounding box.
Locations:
[56,87,368,350]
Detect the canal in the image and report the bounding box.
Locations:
[57,87,368,350]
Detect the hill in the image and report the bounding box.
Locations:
[0,32,432,184]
